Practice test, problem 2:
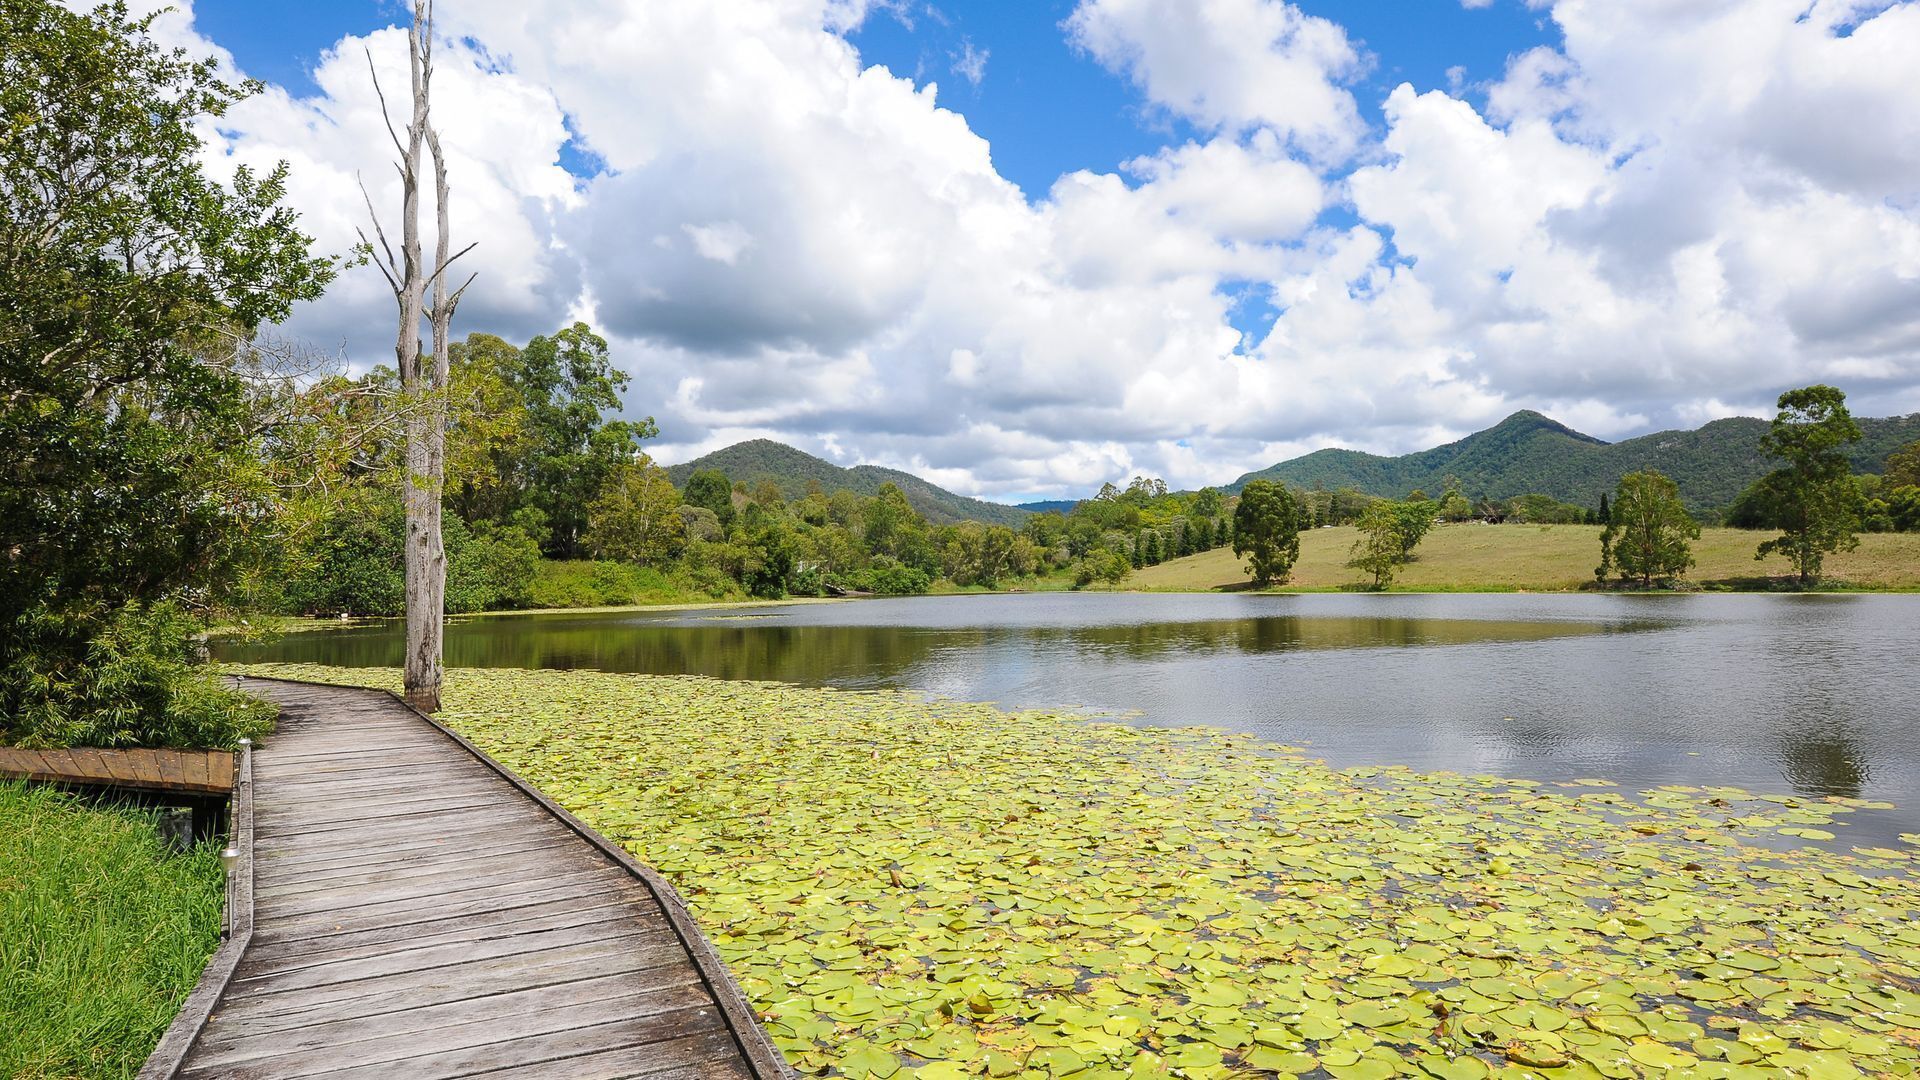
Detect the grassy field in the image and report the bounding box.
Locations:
[1128,525,1920,592]
[1,784,224,1080]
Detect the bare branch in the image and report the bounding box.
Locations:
[363,47,409,163]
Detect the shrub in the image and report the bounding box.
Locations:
[1,602,274,749]
[864,560,932,596]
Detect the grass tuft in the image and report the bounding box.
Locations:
[0,783,223,1080]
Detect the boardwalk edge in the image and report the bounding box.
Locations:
[138,742,253,1080]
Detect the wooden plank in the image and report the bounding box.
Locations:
[67,748,111,782]
[37,748,82,781]
[228,924,674,998]
[253,1013,738,1080]
[259,836,585,895]
[255,863,629,924]
[241,899,641,973]
[208,938,700,1031]
[185,978,717,1077]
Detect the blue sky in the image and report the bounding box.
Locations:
[193,0,1561,356]
[197,0,1557,199]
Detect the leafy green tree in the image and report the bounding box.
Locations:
[1885,439,1920,491]
[1595,471,1699,587]
[863,483,930,566]
[1390,499,1437,559]
[1754,385,1862,584]
[1347,503,1403,590]
[738,505,799,598]
[682,469,736,533]
[1886,485,1920,532]
[1232,481,1306,586]
[510,323,658,557]
[587,456,687,566]
[1,0,331,746]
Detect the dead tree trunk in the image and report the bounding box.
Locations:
[359,0,472,713]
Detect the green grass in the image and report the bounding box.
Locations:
[0,784,224,1080]
[231,664,1920,1079]
[1128,525,1920,592]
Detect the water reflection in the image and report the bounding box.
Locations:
[215,593,1920,829]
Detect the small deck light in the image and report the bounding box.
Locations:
[219,846,240,872]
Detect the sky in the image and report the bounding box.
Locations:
[139,0,1920,502]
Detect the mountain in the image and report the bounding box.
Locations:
[664,440,1030,527]
[1015,500,1080,515]
[1230,410,1920,511]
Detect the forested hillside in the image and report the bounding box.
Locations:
[665,440,1029,527]
[1232,410,1920,511]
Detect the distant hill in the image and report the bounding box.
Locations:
[1230,410,1920,511]
[664,439,1030,527]
[1015,500,1080,515]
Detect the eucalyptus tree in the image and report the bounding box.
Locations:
[359,0,475,711]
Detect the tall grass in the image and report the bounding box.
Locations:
[0,783,223,1080]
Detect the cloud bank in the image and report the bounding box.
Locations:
[143,0,1920,499]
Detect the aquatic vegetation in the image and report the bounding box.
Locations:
[230,664,1920,1079]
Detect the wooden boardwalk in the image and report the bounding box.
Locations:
[144,677,790,1080]
[0,745,233,794]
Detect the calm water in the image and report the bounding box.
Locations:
[217,593,1920,830]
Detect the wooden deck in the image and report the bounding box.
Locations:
[0,746,234,794]
[143,677,791,1080]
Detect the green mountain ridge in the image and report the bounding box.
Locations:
[664,439,1030,527]
[1230,409,1920,511]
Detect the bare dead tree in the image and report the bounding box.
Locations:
[357,0,472,712]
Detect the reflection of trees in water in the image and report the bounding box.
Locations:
[1754,598,1871,800]
[1772,728,1868,799]
[219,614,1617,687]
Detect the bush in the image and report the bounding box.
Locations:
[1,602,274,749]
[863,560,932,596]
[527,560,651,608]
[446,513,544,613]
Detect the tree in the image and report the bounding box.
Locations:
[682,469,736,533]
[2,0,330,745]
[1885,439,1920,491]
[359,0,477,711]
[1595,471,1699,587]
[1753,385,1862,585]
[1347,503,1402,590]
[1597,493,1611,525]
[1389,499,1437,559]
[1232,481,1306,586]
[587,456,686,566]
[510,323,658,557]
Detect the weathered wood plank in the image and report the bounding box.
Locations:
[184,979,717,1076]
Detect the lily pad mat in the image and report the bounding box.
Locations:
[229,664,1920,1079]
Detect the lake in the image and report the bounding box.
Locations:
[217,592,1920,832]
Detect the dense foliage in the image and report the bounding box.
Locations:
[1595,471,1700,588]
[1233,409,1920,516]
[1232,481,1306,586]
[251,664,1920,1080]
[2,783,225,1079]
[1,0,330,747]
